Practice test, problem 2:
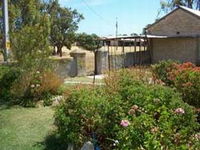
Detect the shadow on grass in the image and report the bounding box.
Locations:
[0,100,13,110]
[36,132,69,150]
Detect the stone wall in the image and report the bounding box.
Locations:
[151,38,200,64]
[52,50,87,78]
[148,9,200,36]
[52,57,76,78]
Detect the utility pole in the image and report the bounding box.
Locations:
[115,17,118,38]
[3,0,10,62]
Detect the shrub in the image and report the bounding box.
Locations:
[168,62,200,107]
[55,70,199,150]
[116,84,199,150]
[0,65,10,80]
[55,86,125,149]
[0,65,21,102]
[11,70,63,106]
[152,60,178,85]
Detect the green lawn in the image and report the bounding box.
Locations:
[0,105,55,150]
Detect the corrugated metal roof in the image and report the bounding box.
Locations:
[179,6,200,17]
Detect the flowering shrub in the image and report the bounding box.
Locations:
[55,70,200,150]
[115,75,199,149]
[55,86,126,149]
[169,62,200,107]
[153,61,200,107]
[152,60,178,85]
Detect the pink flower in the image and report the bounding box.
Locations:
[120,120,130,127]
[174,108,185,115]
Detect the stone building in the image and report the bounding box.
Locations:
[147,6,200,64]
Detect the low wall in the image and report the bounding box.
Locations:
[51,57,76,78]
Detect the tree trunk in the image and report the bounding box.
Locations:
[52,46,56,55]
[57,46,63,57]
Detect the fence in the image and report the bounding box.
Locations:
[96,35,151,74]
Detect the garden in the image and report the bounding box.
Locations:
[0,60,200,150]
[0,0,200,149]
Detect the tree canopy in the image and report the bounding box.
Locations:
[76,33,102,52]
[161,0,200,12]
[0,0,83,60]
[47,0,84,57]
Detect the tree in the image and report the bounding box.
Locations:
[76,33,103,75]
[161,0,200,12]
[10,14,51,69]
[47,0,83,57]
[0,0,45,61]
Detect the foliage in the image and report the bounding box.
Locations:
[55,86,124,149]
[115,78,199,149]
[0,0,44,32]
[10,15,51,67]
[0,65,21,102]
[76,33,103,52]
[168,62,200,107]
[152,60,178,86]
[54,70,200,150]
[160,0,200,12]
[153,61,200,107]
[11,70,63,106]
[0,0,83,60]
[47,0,83,56]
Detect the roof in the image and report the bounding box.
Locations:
[179,6,200,17]
[100,34,200,41]
[147,34,200,39]
[101,35,147,41]
[147,5,200,30]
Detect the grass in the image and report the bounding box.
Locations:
[0,105,55,150]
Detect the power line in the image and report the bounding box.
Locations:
[81,0,114,28]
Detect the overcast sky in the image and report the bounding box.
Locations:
[59,0,165,36]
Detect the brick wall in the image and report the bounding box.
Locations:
[151,38,199,64]
[148,9,200,36]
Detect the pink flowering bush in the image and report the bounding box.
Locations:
[115,82,200,150]
[55,70,200,150]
